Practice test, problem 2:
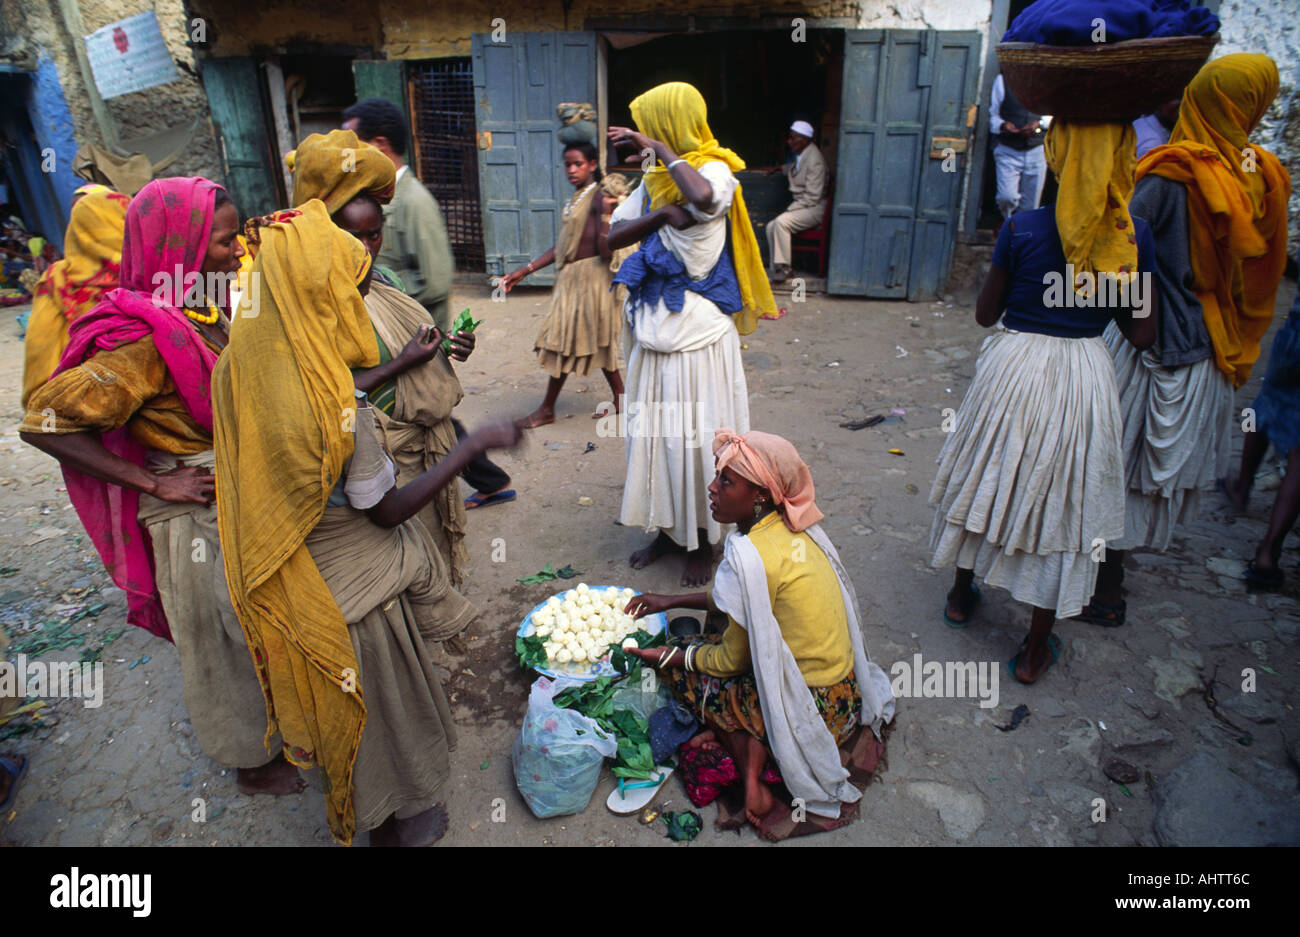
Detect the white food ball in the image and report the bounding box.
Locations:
[543,641,559,656]
[576,582,589,593]
[621,637,638,650]
[621,588,634,600]
[536,625,552,638]
[547,595,562,608]
[571,647,588,664]
[555,648,572,664]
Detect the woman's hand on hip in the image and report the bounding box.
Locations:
[150,465,215,504]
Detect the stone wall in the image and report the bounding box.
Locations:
[11,0,221,188]
[1216,0,1300,257]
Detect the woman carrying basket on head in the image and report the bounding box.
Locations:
[931,115,1158,683]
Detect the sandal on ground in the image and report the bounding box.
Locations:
[1243,560,1284,592]
[0,753,27,812]
[1006,633,1063,685]
[943,583,981,629]
[606,766,674,815]
[759,307,788,321]
[464,489,516,510]
[1073,599,1126,627]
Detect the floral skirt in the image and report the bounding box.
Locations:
[660,635,861,746]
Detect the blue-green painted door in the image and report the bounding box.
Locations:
[471,31,596,285]
[828,29,981,299]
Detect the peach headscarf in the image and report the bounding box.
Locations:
[713,429,823,532]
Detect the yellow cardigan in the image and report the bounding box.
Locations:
[695,511,854,687]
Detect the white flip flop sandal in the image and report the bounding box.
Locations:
[606,766,674,815]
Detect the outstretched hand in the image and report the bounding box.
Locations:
[624,592,675,618]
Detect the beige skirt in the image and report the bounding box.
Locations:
[306,505,475,832]
[138,450,277,768]
[1102,321,1234,551]
[535,254,622,378]
[929,329,1126,618]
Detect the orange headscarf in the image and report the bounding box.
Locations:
[1136,53,1291,387]
[713,429,823,533]
[22,188,129,405]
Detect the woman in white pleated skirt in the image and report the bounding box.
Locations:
[929,126,1158,682]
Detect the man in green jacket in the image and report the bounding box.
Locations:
[343,98,455,333]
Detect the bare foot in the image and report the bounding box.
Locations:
[1012,638,1054,684]
[593,400,621,419]
[1218,476,1249,512]
[237,753,307,796]
[629,531,682,570]
[370,803,449,847]
[743,776,776,829]
[687,729,719,750]
[681,545,713,587]
[945,582,979,624]
[523,405,556,428]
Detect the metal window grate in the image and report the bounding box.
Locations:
[408,59,485,273]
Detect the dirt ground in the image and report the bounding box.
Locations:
[2,273,1298,848]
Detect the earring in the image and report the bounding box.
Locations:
[753,500,766,519]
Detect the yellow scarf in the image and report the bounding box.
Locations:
[22,188,130,406]
[1044,121,1139,292]
[1137,53,1291,387]
[213,200,377,845]
[629,82,777,332]
[287,129,396,214]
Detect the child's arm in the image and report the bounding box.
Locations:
[501,247,556,292]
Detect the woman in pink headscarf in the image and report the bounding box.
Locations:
[19,177,304,797]
[625,428,895,841]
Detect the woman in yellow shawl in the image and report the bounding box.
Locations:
[21,187,129,406]
[606,81,778,587]
[930,115,1156,683]
[288,130,478,597]
[213,200,521,846]
[1083,53,1291,625]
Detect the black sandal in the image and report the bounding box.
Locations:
[1073,599,1126,627]
[1243,560,1284,592]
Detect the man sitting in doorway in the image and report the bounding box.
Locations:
[989,73,1047,222]
[764,120,827,284]
[342,98,516,512]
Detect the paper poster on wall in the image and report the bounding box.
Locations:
[83,11,180,100]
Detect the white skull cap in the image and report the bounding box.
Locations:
[789,120,815,139]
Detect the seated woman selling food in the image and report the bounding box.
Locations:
[624,429,895,840]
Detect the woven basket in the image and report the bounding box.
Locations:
[997,34,1218,122]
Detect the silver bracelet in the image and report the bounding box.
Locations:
[666,158,687,171]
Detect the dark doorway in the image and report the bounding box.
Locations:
[408,58,486,273]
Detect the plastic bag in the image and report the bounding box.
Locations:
[513,676,618,819]
[610,675,671,722]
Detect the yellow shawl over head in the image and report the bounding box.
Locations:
[1137,52,1290,387]
[22,187,130,406]
[287,129,396,215]
[629,81,777,332]
[1044,120,1139,291]
[213,199,377,845]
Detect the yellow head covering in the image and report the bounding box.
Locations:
[1137,53,1290,387]
[287,129,396,215]
[1044,121,1139,290]
[629,82,777,332]
[22,187,130,406]
[213,199,377,845]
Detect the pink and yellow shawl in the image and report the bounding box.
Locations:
[53,177,225,642]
